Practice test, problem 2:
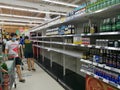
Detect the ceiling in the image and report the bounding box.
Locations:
[0,0,85,33]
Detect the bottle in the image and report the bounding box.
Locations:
[116,15,120,31]
[1,62,8,74]
[100,20,103,32]
[103,19,107,32]
[109,50,113,67]
[117,51,120,69]
[90,24,95,34]
[99,49,103,64]
[87,23,90,34]
[106,18,112,32]
[113,51,117,68]
[111,17,116,31]
[106,50,110,66]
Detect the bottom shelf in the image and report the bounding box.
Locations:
[80,69,120,89]
[36,55,85,90]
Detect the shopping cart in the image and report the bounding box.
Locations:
[6,59,17,90]
[0,58,17,90]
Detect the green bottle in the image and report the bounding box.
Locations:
[116,15,120,31]
[112,17,116,31]
[106,18,112,32]
[1,63,8,71]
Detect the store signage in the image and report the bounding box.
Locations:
[86,75,117,90]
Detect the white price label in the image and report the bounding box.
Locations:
[96,46,101,48]
[94,75,99,79]
[87,72,91,75]
[88,45,92,48]
[87,33,92,36]
[81,34,85,36]
[98,64,104,67]
[93,62,97,66]
[105,66,111,70]
[81,45,85,47]
[117,85,120,89]
[103,79,109,83]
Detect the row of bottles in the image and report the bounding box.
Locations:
[86,0,120,13]
[81,64,120,85]
[82,48,120,69]
[83,23,98,34]
[100,15,120,32]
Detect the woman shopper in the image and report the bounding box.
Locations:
[5,33,25,82]
[24,36,36,71]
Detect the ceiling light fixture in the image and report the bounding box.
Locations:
[0,22,39,26]
[0,18,44,24]
[42,0,79,7]
[0,5,67,16]
[0,14,51,20]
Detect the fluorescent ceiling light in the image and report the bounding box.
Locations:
[0,5,66,16]
[42,0,79,7]
[0,18,44,24]
[0,22,38,26]
[0,14,51,20]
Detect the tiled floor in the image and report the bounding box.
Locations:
[12,60,65,90]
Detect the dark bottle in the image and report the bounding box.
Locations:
[116,15,120,31]
[117,51,120,69]
[109,50,113,67]
[89,48,93,61]
[106,50,110,66]
[112,51,117,68]
[105,18,112,32]
[103,49,107,64]
[102,19,107,32]
[100,21,103,32]
[94,24,98,33]
[99,49,103,64]
[86,23,90,34]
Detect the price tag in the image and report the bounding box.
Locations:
[87,33,92,36]
[81,34,85,36]
[117,85,120,89]
[87,72,91,75]
[95,46,101,48]
[105,66,111,70]
[103,79,109,83]
[93,62,97,66]
[94,75,99,79]
[81,45,85,47]
[98,64,104,68]
[88,45,92,48]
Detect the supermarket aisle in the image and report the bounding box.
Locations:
[12,60,65,90]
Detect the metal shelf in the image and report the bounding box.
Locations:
[80,69,120,89]
[81,32,120,36]
[80,59,120,73]
[35,34,81,38]
[32,40,120,51]
[33,44,82,58]
[30,4,120,32]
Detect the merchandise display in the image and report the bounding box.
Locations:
[29,1,120,90]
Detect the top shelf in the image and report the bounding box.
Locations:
[31,3,120,32]
[31,31,120,39]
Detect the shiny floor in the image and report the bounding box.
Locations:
[12,60,65,90]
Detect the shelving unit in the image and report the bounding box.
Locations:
[30,2,120,90]
[80,69,120,89]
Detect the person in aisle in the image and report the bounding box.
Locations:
[19,36,24,59]
[5,33,25,83]
[24,36,36,71]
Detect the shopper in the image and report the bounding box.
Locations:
[24,36,36,71]
[19,36,24,59]
[5,33,25,83]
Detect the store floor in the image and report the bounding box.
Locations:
[12,59,65,90]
